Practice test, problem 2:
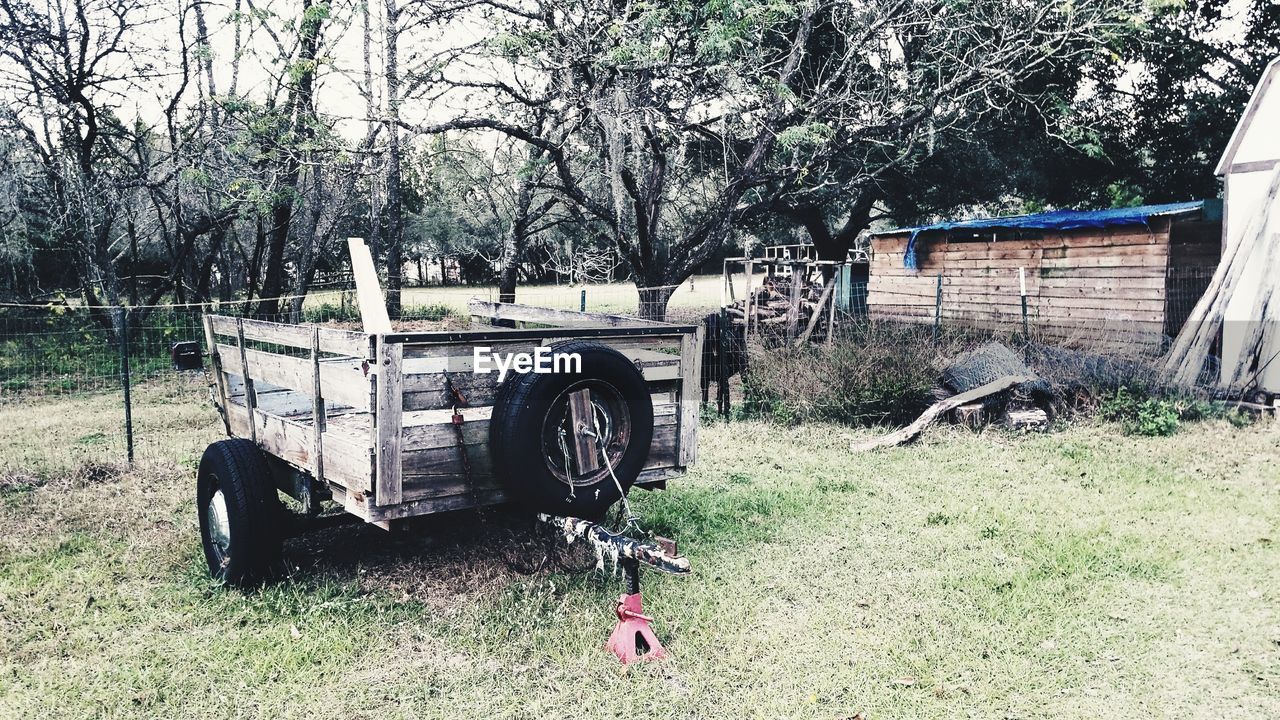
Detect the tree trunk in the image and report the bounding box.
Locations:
[637,285,676,322]
[383,0,404,318]
[257,0,322,317]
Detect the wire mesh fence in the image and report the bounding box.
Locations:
[0,263,1243,472]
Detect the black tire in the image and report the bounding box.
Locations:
[490,340,654,518]
[197,438,282,587]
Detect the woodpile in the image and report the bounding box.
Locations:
[727,272,837,344]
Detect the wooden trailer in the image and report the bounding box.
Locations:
[196,299,703,586]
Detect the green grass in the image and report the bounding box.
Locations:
[305,271,756,319]
[2,387,1279,718]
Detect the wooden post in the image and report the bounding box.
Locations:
[235,317,257,443]
[374,339,403,506]
[580,288,587,312]
[743,260,755,339]
[677,326,703,466]
[310,327,326,485]
[785,262,804,341]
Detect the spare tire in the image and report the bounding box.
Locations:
[490,340,654,518]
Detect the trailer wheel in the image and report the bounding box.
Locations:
[491,341,654,518]
[197,439,282,587]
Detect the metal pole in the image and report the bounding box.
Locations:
[932,273,942,345]
[717,306,729,417]
[580,288,586,312]
[1019,267,1030,343]
[119,306,134,464]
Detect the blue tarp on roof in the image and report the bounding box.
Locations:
[894,200,1206,270]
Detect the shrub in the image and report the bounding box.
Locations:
[740,321,970,426]
[1098,386,1229,437]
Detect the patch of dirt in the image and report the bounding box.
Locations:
[70,460,127,488]
[287,507,598,610]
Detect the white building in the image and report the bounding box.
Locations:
[1216,56,1280,392]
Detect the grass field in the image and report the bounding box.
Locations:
[304,271,763,319]
[2,381,1278,719]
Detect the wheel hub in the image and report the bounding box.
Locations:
[206,489,231,566]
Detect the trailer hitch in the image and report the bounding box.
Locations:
[537,514,689,663]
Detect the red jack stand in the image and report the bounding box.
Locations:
[605,558,668,663]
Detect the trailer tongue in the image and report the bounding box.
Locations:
[538,514,689,663]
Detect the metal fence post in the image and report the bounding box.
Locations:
[119,306,134,464]
[580,288,586,312]
[1019,267,1030,343]
[717,306,729,418]
[932,273,942,344]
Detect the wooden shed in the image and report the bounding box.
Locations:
[867,201,1222,350]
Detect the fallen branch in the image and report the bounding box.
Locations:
[850,376,1031,453]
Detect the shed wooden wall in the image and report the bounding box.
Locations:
[866,221,1202,350]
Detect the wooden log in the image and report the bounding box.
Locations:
[1004,407,1049,430]
[851,376,1031,452]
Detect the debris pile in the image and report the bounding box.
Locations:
[727,273,836,343]
[851,341,1053,452]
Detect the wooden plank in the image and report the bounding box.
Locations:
[227,405,372,492]
[375,340,403,506]
[216,343,370,411]
[400,424,680,488]
[568,388,601,473]
[677,326,702,466]
[467,299,668,327]
[786,262,804,340]
[401,357,682,411]
[235,319,257,443]
[399,345,680,381]
[366,488,510,522]
[208,315,368,358]
[400,403,678,451]
[310,328,326,485]
[202,315,231,435]
[348,237,392,334]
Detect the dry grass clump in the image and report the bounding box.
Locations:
[741,320,1026,426]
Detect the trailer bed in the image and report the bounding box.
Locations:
[202,300,703,524]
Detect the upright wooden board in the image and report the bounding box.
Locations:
[348,237,392,334]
